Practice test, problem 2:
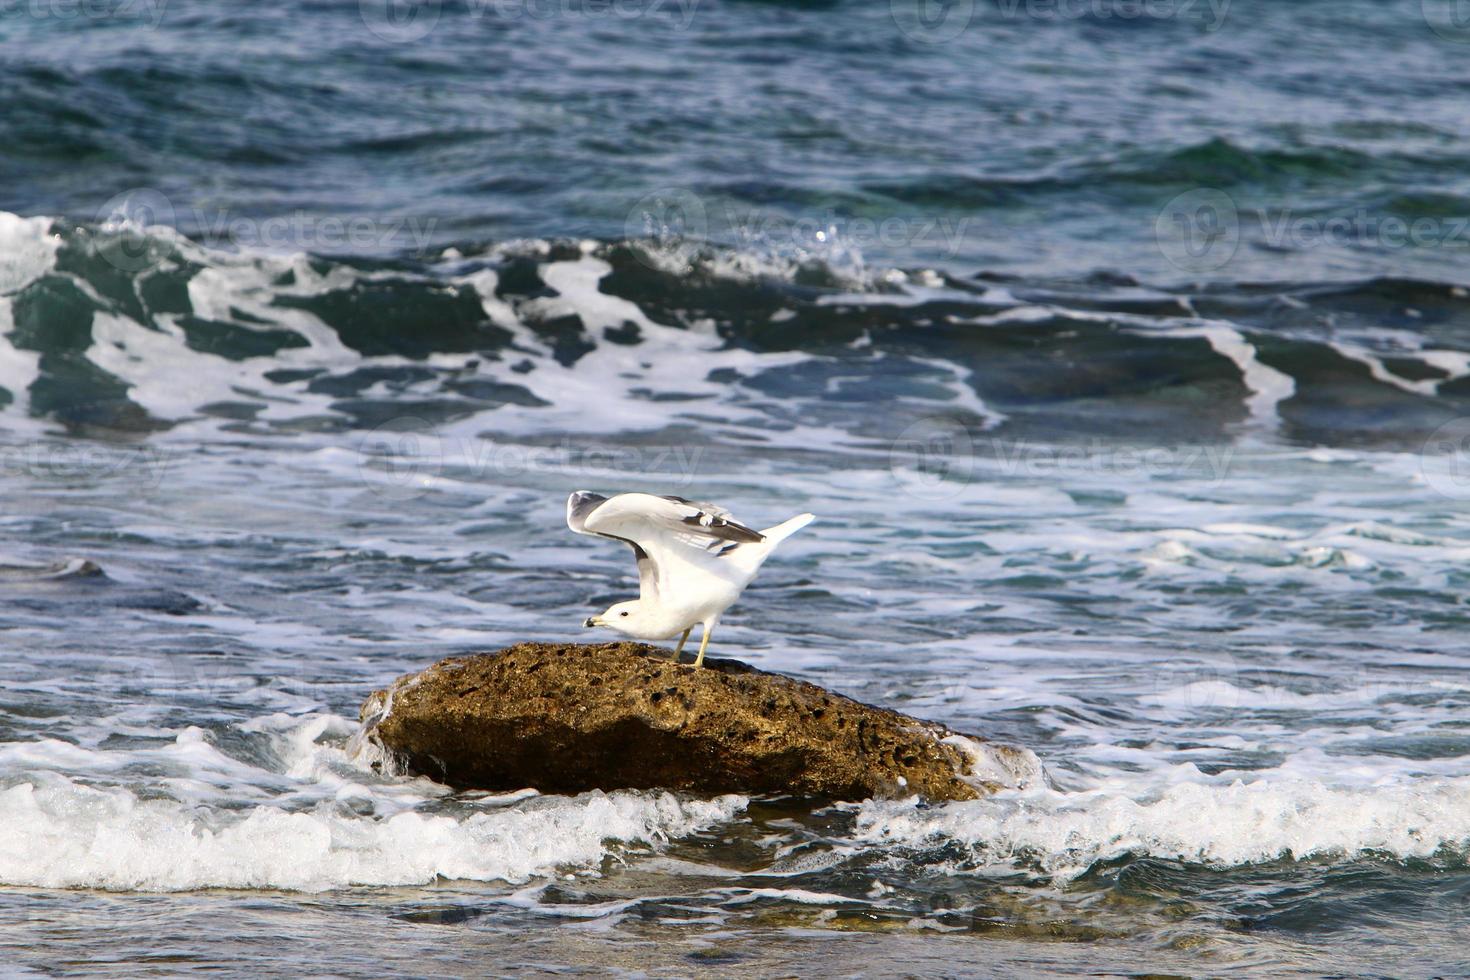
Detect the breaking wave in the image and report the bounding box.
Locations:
[3,211,1470,449]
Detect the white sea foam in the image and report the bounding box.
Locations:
[853,768,1470,880]
[0,212,59,294]
[0,211,1210,451]
[0,714,745,893]
[1327,337,1470,398]
[0,208,1451,468]
[941,734,1045,791]
[0,297,40,419]
[1169,321,1296,434]
[0,776,744,892]
[720,887,856,905]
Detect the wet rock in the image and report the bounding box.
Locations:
[356,642,1041,802]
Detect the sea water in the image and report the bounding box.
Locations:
[5,0,1470,974]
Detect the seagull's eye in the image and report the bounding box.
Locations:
[620,611,629,617]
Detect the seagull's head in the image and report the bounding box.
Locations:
[583,600,654,637]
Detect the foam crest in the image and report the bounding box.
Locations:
[0,775,744,892]
[0,212,58,294]
[0,713,744,892]
[853,771,1470,880]
[1,210,1466,453]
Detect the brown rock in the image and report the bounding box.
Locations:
[356,642,1041,802]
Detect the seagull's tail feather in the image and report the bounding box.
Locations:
[725,512,813,579]
[759,512,815,547]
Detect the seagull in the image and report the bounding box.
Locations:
[567,491,815,667]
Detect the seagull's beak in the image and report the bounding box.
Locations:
[583,616,601,628]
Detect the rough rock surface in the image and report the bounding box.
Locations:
[357,642,1040,802]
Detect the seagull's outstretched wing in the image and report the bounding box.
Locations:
[566,491,764,598]
[567,491,660,602]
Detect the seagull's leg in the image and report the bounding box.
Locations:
[693,623,715,668]
[673,628,691,660]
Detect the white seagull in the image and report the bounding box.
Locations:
[567,491,815,667]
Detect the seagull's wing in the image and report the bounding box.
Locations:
[567,491,662,602]
[579,492,764,549]
[567,491,765,597]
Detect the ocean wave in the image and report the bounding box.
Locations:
[0,777,743,892]
[852,768,1470,880]
[0,714,745,892]
[1,212,1469,447]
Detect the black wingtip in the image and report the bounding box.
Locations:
[681,513,764,543]
[567,491,609,532]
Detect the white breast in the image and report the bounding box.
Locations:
[651,545,752,626]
